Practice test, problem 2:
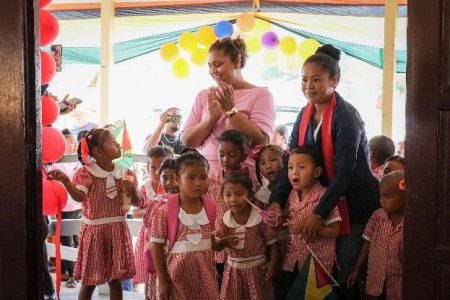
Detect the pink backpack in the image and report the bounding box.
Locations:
[144,193,216,273]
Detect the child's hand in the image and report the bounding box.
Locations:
[223,234,241,248]
[346,269,359,289]
[264,260,276,281]
[158,277,171,300]
[48,170,70,185]
[286,219,303,234]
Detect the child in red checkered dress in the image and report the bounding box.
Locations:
[207,130,260,285]
[150,153,220,300]
[347,171,405,300]
[133,146,173,289]
[50,128,139,300]
[144,157,178,300]
[213,173,278,300]
[277,146,342,300]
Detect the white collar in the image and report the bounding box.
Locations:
[178,207,209,227]
[85,162,125,179]
[144,178,157,199]
[255,186,271,204]
[223,207,262,228]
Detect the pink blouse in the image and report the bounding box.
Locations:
[183,87,276,174]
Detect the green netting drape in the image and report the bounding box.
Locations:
[60,20,406,73]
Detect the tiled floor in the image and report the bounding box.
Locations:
[53,274,145,299]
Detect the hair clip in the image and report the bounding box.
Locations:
[284,148,291,156]
[399,178,406,191]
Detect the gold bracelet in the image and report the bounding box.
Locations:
[225,106,238,118]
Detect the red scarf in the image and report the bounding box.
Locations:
[298,93,351,235]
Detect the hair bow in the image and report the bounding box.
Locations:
[398,178,406,191]
[80,137,91,166]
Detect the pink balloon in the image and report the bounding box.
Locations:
[42,178,68,215]
[261,31,279,49]
[42,95,59,126]
[41,51,56,85]
[40,9,59,47]
[39,0,53,8]
[42,126,65,163]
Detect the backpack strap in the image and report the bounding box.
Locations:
[166,193,180,251]
[202,195,217,225]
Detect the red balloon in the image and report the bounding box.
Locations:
[42,178,68,215]
[39,0,53,8]
[40,9,59,47]
[41,51,56,85]
[42,95,59,126]
[42,126,65,163]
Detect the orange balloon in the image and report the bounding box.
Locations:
[236,13,255,32]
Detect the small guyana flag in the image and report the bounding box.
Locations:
[286,254,339,300]
[113,119,133,169]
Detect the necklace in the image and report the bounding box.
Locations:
[162,133,177,145]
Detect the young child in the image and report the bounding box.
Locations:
[134,146,173,288]
[150,152,220,300]
[144,157,178,300]
[254,144,285,206]
[207,129,259,283]
[368,135,395,179]
[214,173,278,300]
[50,128,139,300]
[382,155,405,178]
[278,146,341,300]
[347,171,405,300]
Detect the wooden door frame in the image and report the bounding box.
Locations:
[0,0,42,299]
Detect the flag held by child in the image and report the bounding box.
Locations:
[286,255,339,300]
[113,119,133,169]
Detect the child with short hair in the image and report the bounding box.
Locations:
[214,173,278,300]
[133,146,173,288]
[382,155,405,178]
[207,129,259,284]
[151,153,219,300]
[278,146,341,300]
[369,135,395,179]
[347,171,405,300]
[254,144,285,207]
[50,128,139,300]
[143,157,178,300]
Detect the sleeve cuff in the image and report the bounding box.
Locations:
[150,237,166,244]
[324,216,342,226]
[362,234,371,242]
[266,239,277,246]
[76,185,88,194]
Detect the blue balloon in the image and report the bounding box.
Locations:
[215,21,234,38]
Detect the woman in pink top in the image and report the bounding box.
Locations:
[182,37,276,175]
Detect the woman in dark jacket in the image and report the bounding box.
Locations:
[269,44,379,299]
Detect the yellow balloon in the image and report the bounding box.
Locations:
[197,26,217,47]
[279,36,297,56]
[172,58,190,79]
[191,48,208,66]
[179,32,197,52]
[262,50,278,65]
[251,19,272,37]
[236,12,255,32]
[160,43,179,62]
[299,39,321,60]
[245,36,262,54]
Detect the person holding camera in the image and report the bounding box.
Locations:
[144,107,185,154]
